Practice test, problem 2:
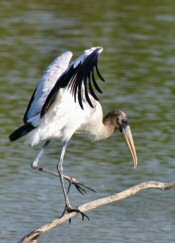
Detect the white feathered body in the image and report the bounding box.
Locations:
[24,47,106,146]
[26,89,104,146]
[9,46,138,172]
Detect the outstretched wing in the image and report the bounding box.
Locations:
[41,47,105,117]
[23,51,73,123]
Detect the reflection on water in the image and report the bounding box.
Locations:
[1,1,175,243]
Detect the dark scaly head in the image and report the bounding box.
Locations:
[103,110,138,168]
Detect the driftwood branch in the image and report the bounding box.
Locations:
[18,180,175,243]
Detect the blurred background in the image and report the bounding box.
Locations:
[1,0,175,242]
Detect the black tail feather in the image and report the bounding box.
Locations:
[9,123,35,142]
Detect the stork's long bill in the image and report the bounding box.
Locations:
[121,126,138,168]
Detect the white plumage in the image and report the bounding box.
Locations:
[9,47,137,218]
[27,89,104,146]
[23,47,105,146]
[24,51,73,127]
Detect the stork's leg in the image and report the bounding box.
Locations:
[31,140,67,178]
[31,140,64,177]
[58,141,89,221]
[57,141,69,203]
[31,141,95,195]
[31,140,51,171]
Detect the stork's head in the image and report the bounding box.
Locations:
[104,110,138,168]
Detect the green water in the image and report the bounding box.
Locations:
[1,1,175,242]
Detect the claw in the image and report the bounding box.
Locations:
[67,176,96,195]
[61,204,89,223]
[74,183,87,195]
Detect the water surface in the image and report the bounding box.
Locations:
[1,1,175,242]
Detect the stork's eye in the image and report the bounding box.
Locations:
[122,119,130,127]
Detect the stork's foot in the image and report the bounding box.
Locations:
[61,204,89,223]
[66,176,96,195]
[31,164,96,195]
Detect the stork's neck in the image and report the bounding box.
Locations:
[99,114,116,139]
[83,111,116,141]
[91,116,116,140]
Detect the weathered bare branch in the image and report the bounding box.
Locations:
[18,180,175,243]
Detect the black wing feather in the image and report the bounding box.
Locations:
[84,75,94,108]
[92,68,103,94]
[96,62,105,82]
[88,73,99,102]
[23,87,37,123]
[9,123,35,142]
[41,47,105,117]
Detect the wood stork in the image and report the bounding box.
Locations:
[9,47,137,219]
